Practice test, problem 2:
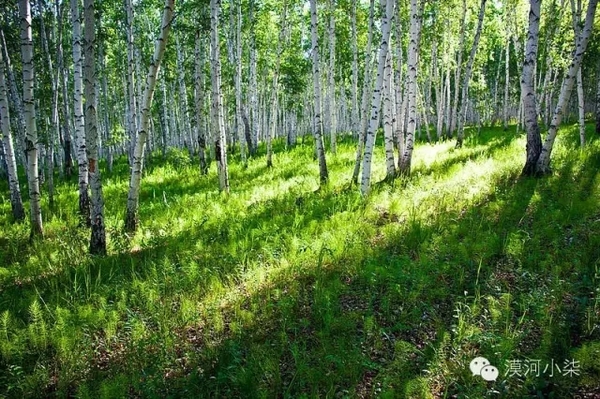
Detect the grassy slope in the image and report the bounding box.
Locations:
[1,125,600,398]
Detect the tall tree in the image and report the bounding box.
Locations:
[327,0,337,154]
[398,0,422,175]
[72,0,90,225]
[125,0,175,232]
[195,30,208,175]
[210,0,229,192]
[571,0,585,147]
[536,0,598,174]
[310,0,329,184]
[351,0,375,184]
[84,0,106,254]
[0,33,25,222]
[360,0,394,196]
[19,0,43,237]
[521,0,542,176]
[267,1,288,168]
[455,0,487,148]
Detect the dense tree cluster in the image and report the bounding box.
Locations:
[0,0,599,250]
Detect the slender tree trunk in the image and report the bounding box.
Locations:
[351,0,375,183]
[19,0,43,237]
[55,0,73,178]
[350,0,359,138]
[235,0,246,166]
[328,0,337,154]
[39,0,61,188]
[267,2,287,168]
[449,0,467,138]
[125,0,138,166]
[503,39,510,130]
[571,0,586,146]
[71,0,90,225]
[383,52,396,178]
[456,0,487,148]
[248,0,258,155]
[125,0,174,231]
[398,0,421,175]
[83,0,106,254]
[210,0,229,192]
[360,0,394,195]
[0,36,25,221]
[99,44,113,172]
[536,0,598,174]
[176,36,194,159]
[521,0,542,176]
[195,30,208,175]
[310,0,329,184]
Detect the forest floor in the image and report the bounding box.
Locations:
[1,125,600,398]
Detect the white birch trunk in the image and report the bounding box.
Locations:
[72,0,91,225]
[211,0,229,192]
[521,0,542,176]
[176,36,194,159]
[383,52,395,178]
[311,0,329,184]
[19,0,43,237]
[360,0,394,195]
[235,0,246,166]
[0,35,25,221]
[328,0,337,154]
[267,3,287,167]
[503,39,510,130]
[571,0,586,146]
[456,0,487,148]
[398,0,421,175]
[450,0,467,138]
[84,0,106,254]
[350,0,359,138]
[125,0,174,231]
[195,31,208,174]
[248,0,258,155]
[536,0,598,174]
[125,0,138,165]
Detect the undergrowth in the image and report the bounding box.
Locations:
[1,125,600,398]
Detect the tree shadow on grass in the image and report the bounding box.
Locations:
[3,128,600,398]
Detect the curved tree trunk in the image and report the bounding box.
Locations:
[0,34,25,222]
[125,0,175,231]
[536,0,598,174]
[19,0,43,237]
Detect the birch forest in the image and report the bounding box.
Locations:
[2,0,600,396]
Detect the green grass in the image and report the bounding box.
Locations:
[1,125,600,398]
